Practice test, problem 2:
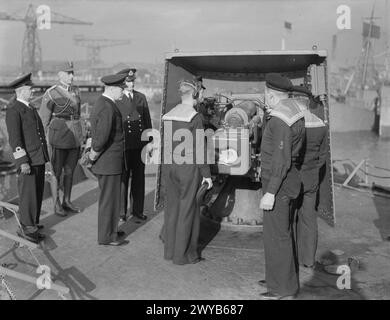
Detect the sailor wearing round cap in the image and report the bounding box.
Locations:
[88,73,128,246]
[160,79,212,265]
[5,73,49,243]
[291,85,328,271]
[39,61,84,216]
[258,73,305,299]
[115,67,152,222]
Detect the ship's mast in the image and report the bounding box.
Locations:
[361,2,376,90]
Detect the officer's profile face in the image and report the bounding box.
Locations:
[16,85,32,101]
[264,87,273,110]
[125,80,135,91]
[59,71,74,85]
[112,86,124,100]
[198,88,204,103]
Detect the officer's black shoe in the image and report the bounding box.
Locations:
[260,292,282,300]
[62,202,82,213]
[36,233,46,240]
[16,231,39,244]
[100,239,129,246]
[260,291,297,300]
[54,201,68,217]
[191,257,205,264]
[117,231,125,238]
[133,213,147,221]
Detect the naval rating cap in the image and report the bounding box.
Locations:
[8,73,34,89]
[265,73,293,92]
[291,85,312,97]
[101,73,127,88]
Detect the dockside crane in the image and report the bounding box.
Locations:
[0,4,92,74]
[73,35,131,66]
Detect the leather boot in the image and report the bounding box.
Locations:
[62,174,81,213]
[55,198,67,217]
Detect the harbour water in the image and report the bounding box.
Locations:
[331,131,390,188]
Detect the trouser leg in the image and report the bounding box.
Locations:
[129,148,145,215]
[62,148,80,205]
[51,147,66,214]
[34,165,45,224]
[262,179,299,296]
[172,165,201,264]
[121,150,131,217]
[97,174,121,244]
[297,191,318,267]
[18,166,41,233]
[164,165,180,260]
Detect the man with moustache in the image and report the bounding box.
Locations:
[5,73,49,243]
[258,73,305,300]
[39,61,84,217]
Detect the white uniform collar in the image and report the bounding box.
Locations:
[16,98,30,108]
[102,93,115,103]
[124,90,134,98]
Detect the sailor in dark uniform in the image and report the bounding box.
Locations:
[5,73,49,243]
[293,87,328,269]
[39,61,84,216]
[88,73,128,246]
[161,79,212,265]
[259,73,305,299]
[115,68,152,222]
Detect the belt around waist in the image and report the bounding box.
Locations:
[53,114,80,120]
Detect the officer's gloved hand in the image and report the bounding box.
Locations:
[20,163,31,175]
[260,193,275,211]
[202,177,213,190]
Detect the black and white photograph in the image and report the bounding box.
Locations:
[0,0,389,304]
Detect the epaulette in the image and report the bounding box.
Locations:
[269,98,304,127]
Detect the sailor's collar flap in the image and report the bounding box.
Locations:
[162,104,198,123]
[269,99,305,127]
[303,109,326,128]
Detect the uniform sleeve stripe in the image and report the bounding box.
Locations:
[13,147,27,159]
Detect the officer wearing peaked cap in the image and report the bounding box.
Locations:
[115,67,152,222]
[5,73,49,244]
[39,61,84,217]
[89,73,128,246]
[258,73,305,299]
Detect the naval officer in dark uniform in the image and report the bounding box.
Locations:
[115,68,152,222]
[88,73,128,246]
[39,61,84,216]
[293,87,328,269]
[5,73,49,243]
[259,73,305,299]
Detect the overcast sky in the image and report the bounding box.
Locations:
[0,0,389,67]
